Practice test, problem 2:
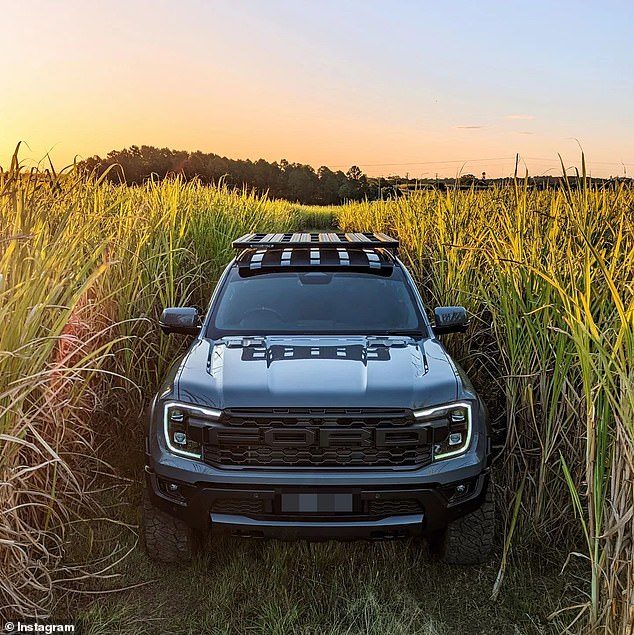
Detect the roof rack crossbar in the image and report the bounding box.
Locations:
[232,232,399,252]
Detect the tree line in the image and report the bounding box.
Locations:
[79,146,631,203]
[79,145,389,204]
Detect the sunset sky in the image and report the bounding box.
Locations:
[1,0,633,177]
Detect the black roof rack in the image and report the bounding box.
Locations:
[236,245,395,275]
[232,232,399,252]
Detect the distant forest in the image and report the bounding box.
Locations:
[80,145,632,204]
[80,145,379,204]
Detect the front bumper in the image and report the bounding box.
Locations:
[145,467,490,539]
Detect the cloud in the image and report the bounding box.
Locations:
[454,125,483,129]
[505,114,536,120]
[518,131,534,135]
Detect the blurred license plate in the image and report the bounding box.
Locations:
[281,493,353,513]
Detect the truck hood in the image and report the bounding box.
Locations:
[175,336,458,410]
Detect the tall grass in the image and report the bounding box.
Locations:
[338,175,634,633]
[0,157,297,617]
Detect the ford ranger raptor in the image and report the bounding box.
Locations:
[142,232,493,564]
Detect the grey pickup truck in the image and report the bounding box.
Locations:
[142,232,493,564]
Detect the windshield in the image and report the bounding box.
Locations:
[206,268,427,337]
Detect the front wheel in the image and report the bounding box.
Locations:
[435,484,495,565]
[142,490,199,563]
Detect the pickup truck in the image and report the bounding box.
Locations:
[142,232,493,565]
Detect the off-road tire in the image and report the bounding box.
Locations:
[142,490,198,563]
[438,484,495,565]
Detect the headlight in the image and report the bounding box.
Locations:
[413,401,472,460]
[163,401,222,460]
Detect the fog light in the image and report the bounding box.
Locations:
[449,432,463,446]
[158,478,185,502]
[173,431,187,445]
[455,484,466,494]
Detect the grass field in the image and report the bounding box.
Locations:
[1,154,632,634]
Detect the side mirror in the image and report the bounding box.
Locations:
[433,306,469,335]
[159,307,201,336]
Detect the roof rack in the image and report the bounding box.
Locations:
[232,232,399,253]
[236,245,394,275]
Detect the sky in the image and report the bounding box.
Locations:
[1,0,633,178]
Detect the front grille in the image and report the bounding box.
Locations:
[202,409,433,469]
[205,446,431,467]
[221,408,408,427]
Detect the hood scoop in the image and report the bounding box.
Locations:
[241,343,393,367]
[220,336,412,368]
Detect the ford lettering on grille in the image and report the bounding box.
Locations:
[207,425,430,448]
